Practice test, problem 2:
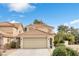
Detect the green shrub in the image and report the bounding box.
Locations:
[66,48,78,56]
[10,41,16,48]
[52,46,78,56]
[55,43,65,47]
[52,46,67,56]
[60,40,64,43]
[53,40,57,46]
[54,38,64,47]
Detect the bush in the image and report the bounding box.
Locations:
[10,41,16,48]
[52,46,67,56]
[66,48,78,56]
[53,40,58,46]
[60,40,64,43]
[54,38,64,47]
[52,46,78,56]
[55,43,65,47]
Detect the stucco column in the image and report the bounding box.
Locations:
[47,38,50,48]
[52,36,54,47]
[20,37,23,48]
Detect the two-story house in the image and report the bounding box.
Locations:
[18,23,55,49]
[0,22,23,48]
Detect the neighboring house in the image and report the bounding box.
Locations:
[0,22,23,48]
[18,23,55,49]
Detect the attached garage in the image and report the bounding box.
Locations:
[19,29,53,49]
[23,37,47,48]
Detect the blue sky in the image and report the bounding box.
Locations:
[0,3,79,32]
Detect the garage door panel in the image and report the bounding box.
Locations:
[23,38,47,48]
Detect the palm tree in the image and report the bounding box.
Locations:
[58,25,69,32]
[33,19,43,24]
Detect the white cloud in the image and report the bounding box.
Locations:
[63,23,69,26]
[70,19,79,25]
[63,19,79,28]
[7,3,36,13]
[10,20,19,23]
[54,27,58,33]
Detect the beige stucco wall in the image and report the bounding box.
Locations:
[18,26,24,33]
[20,37,23,48]
[20,29,47,37]
[0,27,13,34]
[13,28,19,36]
[3,37,8,45]
[13,27,23,36]
[1,27,19,44]
[66,45,79,52]
[0,24,24,47]
[0,26,19,37]
[47,35,54,48]
[0,24,23,37]
[2,37,16,46]
[13,25,24,37]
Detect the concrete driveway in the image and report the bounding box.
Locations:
[5,49,50,56]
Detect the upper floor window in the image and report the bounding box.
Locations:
[24,27,27,31]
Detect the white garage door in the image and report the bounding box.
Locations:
[23,37,47,48]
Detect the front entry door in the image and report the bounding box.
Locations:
[50,38,52,48]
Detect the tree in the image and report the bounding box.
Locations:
[65,32,75,44]
[58,25,69,32]
[54,31,65,46]
[70,27,79,44]
[75,34,79,44]
[54,25,75,46]
[70,27,78,36]
[33,19,43,24]
[54,25,69,46]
